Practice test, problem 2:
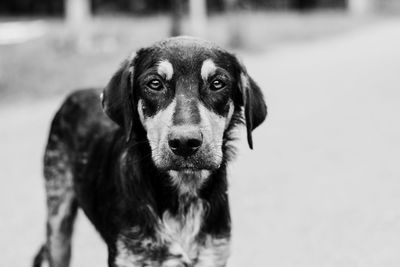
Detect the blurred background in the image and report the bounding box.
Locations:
[1,0,400,266]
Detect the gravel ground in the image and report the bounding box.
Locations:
[1,18,400,267]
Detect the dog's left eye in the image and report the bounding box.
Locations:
[147,79,163,91]
[210,79,226,91]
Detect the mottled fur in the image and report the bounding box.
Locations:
[33,37,267,267]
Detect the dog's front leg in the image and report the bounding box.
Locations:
[112,236,191,267]
[160,243,192,267]
[194,236,230,267]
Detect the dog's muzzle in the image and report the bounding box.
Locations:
[152,123,221,172]
[168,126,203,158]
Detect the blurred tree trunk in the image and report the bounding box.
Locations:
[188,0,207,38]
[348,0,374,15]
[65,0,92,51]
[171,0,185,36]
[225,0,244,48]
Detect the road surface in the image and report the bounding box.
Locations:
[1,18,400,267]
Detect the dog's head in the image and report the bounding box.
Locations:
[102,37,266,189]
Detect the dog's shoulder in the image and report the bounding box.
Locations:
[59,88,111,127]
[50,89,118,146]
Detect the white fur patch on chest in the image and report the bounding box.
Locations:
[160,200,230,266]
[115,199,230,267]
[115,239,145,267]
[161,198,205,261]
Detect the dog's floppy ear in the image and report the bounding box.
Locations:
[101,53,136,142]
[236,61,267,149]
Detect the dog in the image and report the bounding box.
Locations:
[33,36,267,267]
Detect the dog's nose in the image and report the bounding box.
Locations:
[168,128,203,157]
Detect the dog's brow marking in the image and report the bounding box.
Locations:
[157,60,174,80]
[201,59,217,80]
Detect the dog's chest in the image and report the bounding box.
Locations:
[160,198,205,259]
[115,199,212,266]
[115,200,230,267]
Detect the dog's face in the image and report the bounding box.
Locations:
[135,40,241,172]
[102,37,266,186]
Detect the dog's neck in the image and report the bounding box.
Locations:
[121,141,228,214]
[119,148,230,246]
[167,169,212,197]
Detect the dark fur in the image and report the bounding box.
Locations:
[33,37,267,267]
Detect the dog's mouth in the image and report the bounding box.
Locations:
[148,137,223,173]
[170,166,202,171]
[168,161,217,171]
[155,154,222,172]
[170,168,207,174]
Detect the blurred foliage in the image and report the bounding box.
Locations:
[0,0,345,16]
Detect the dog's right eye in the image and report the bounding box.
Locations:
[210,79,226,91]
[146,79,163,91]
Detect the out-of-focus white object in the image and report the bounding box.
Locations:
[65,0,93,52]
[65,0,91,30]
[0,20,47,45]
[348,0,374,15]
[188,0,207,38]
